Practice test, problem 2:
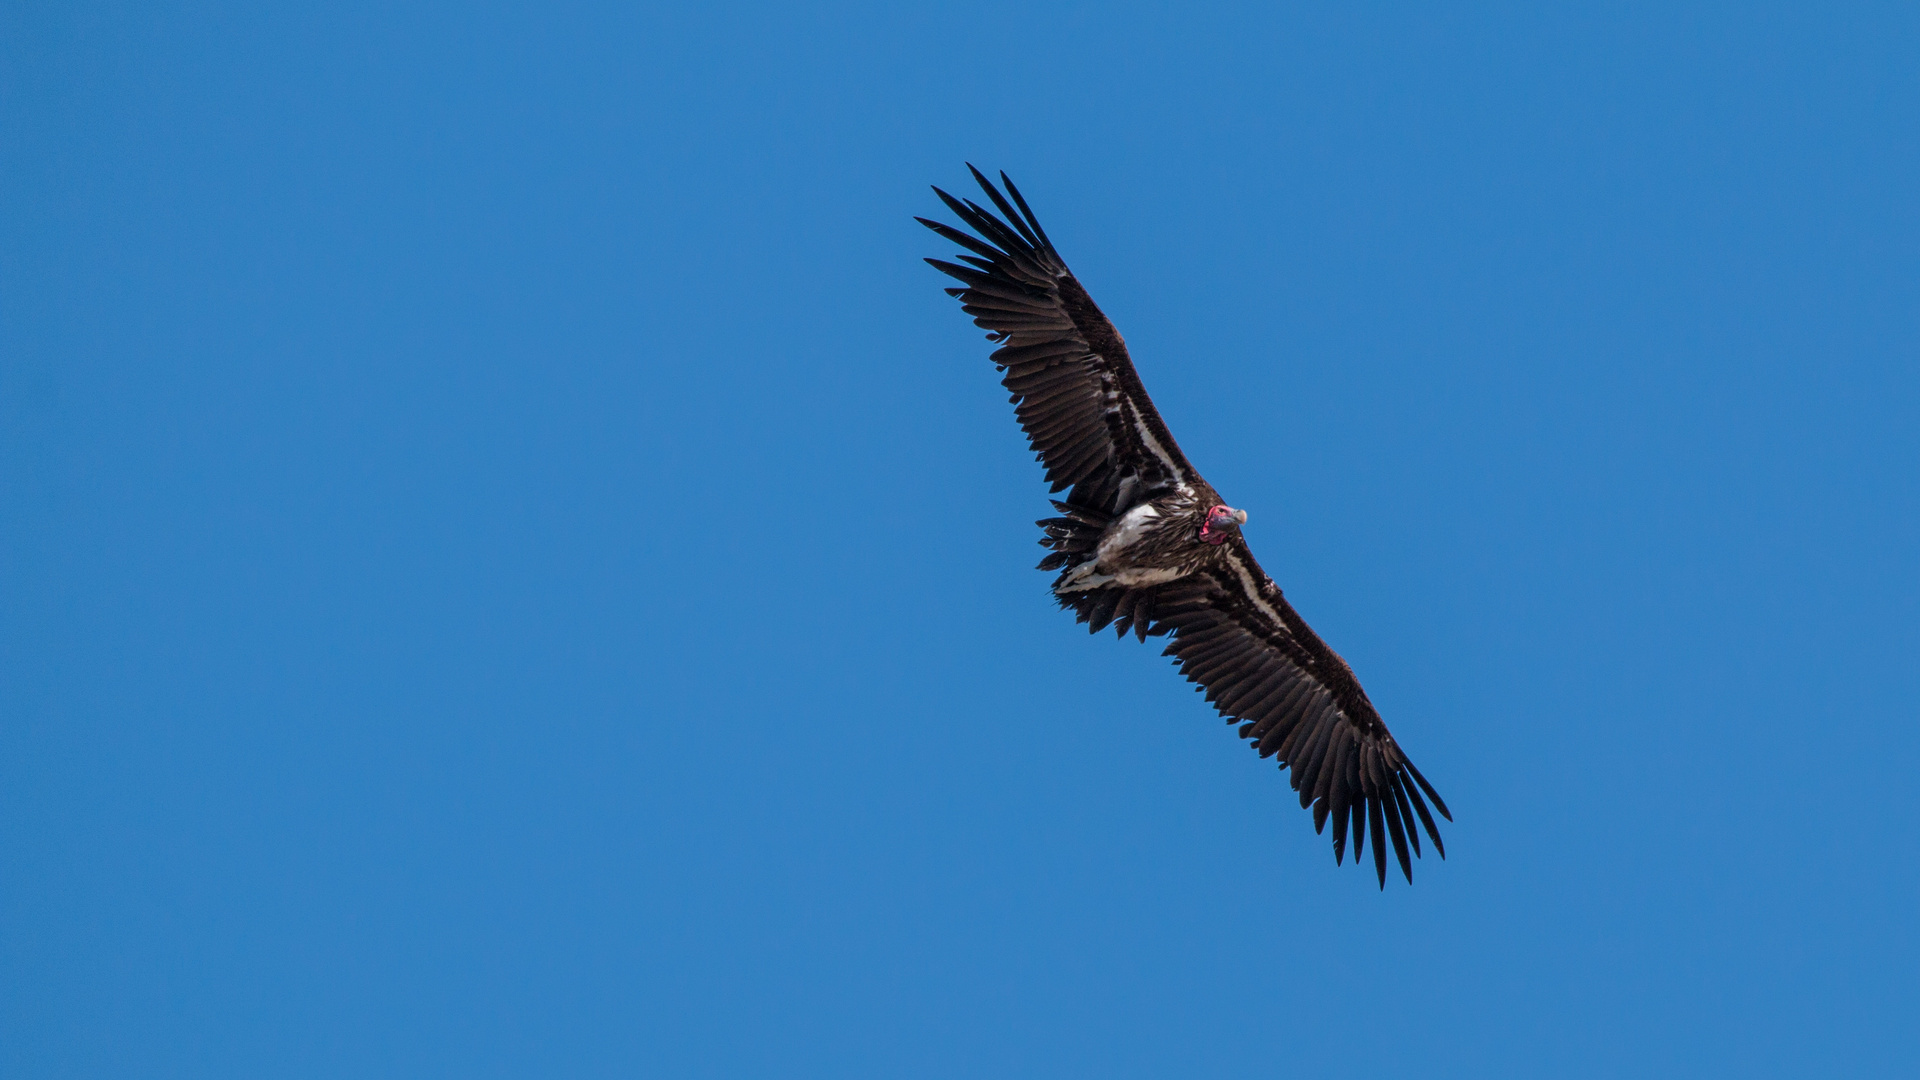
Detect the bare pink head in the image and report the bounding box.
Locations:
[1200,504,1249,545]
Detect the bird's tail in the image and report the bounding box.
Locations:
[1036,499,1107,577]
[1035,502,1165,642]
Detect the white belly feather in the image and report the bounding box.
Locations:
[1057,503,1190,593]
[1096,502,1162,563]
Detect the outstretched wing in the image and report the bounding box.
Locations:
[1151,541,1453,887]
[921,167,1196,516]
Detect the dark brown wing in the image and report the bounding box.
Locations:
[921,167,1197,516]
[1151,542,1453,887]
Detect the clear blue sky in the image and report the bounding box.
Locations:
[5,3,1917,1076]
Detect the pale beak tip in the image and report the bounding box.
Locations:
[1234,509,1249,524]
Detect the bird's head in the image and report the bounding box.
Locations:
[1200,504,1248,545]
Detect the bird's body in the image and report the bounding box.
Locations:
[922,167,1452,887]
[1059,485,1218,592]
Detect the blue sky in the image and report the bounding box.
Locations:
[5,2,1918,1076]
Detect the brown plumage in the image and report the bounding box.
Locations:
[922,166,1451,887]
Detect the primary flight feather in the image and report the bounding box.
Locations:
[921,166,1451,887]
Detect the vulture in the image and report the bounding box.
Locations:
[921,167,1451,887]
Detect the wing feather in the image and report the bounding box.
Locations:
[1146,545,1451,887]
[923,168,1197,514]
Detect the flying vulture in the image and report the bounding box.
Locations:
[921,167,1451,887]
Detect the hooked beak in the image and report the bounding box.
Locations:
[1230,508,1249,525]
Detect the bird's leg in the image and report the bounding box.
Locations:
[1054,560,1114,593]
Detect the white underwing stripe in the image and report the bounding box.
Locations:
[1225,549,1288,631]
[1129,401,1185,481]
